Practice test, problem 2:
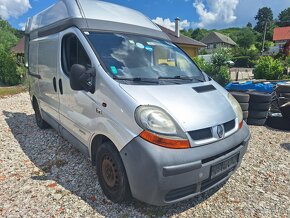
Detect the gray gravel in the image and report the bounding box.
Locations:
[0,92,289,217]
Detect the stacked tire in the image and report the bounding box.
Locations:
[276,84,290,108]
[230,91,249,121]
[267,84,290,131]
[247,92,271,126]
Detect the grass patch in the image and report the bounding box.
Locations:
[0,85,26,97]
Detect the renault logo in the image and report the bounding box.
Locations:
[217,125,224,139]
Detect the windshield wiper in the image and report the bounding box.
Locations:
[158,76,204,82]
[113,76,159,84]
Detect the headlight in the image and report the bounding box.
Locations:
[228,93,243,128]
[135,106,190,149]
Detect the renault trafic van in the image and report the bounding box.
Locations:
[25,0,250,206]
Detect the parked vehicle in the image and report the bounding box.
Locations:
[25,0,250,206]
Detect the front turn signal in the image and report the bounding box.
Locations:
[139,130,190,149]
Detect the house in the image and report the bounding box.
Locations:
[273,26,290,56]
[201,32,237,53]
[11,37,25,64]
[157,18,206,59]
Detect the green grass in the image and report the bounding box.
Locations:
[0,85,26,97]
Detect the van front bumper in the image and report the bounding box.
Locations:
[120,123,250,206]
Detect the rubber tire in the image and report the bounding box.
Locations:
[278,97,289,107]
[280,102,290,119]
[248,110,269,119]
[247,118,267,126]
[249,102,270,111]
[243,111,249,119]
[248,91,272,103]
[230,91,250,103]
[275,84,290,93]
[278,93,290,99]
[266,116,290,131]
[240,103,249,111]
[96,141,131,203]
[33,99,50,129]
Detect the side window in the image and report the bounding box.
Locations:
[61,34,91,76]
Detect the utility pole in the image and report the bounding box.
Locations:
[261,21,268,55]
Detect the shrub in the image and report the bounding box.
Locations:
[193,56,231,86]
[253,56,284,80]
[211,48,233,67]
[0,46,24,85]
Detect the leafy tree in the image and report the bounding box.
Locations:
[254,7,274,33]
[180,28,193,38]
[0,45,21,85]
[246,22,252,28]
[191,28,209,41]
[0,20,18,51]
[278,7,290,27]
[236,28,256,48]
[253,56,284,80]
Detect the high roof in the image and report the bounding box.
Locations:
[157,25,206,47]
[26,0,163,37]
[201,32,236,46]
[273,26,290,41]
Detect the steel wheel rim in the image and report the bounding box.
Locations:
[101,155,119,189]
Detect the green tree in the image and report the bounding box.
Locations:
[246,22,252,28]
[254,7,274,33]
[191,28,209,41]
[236,28,256,48]
[0,20,18,51]
[0,45,21,85]
[253,56,284,80]
[278,7,290,27]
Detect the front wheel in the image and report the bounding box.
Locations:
[96,141,131,203]
[33,99,50,129]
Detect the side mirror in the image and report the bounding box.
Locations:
[70,64,96,93]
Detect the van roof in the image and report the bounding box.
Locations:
[26,0,168,40]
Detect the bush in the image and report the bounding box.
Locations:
[0,46,24,85]
[253,56,284,80]
[211,48,233,67]
[193,57,231,86]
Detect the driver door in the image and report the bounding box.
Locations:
[58,33,94,145]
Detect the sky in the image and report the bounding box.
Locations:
[0,0,290,31]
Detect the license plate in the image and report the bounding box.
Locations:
[211,154,239,179]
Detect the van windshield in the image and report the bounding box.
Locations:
[87,32,205,84]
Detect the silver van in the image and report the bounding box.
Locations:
[25,0,250,206]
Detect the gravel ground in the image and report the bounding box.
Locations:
[0,92,289,217]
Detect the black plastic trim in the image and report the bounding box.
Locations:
[28,71,41,79]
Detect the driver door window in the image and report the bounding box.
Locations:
[61,34,91,77]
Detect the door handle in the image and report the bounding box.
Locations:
[53,77,57,92]
[59,79,63,95]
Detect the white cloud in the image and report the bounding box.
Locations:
[18,22,26,31]
[152,17,190,31]
[0,0,31,20]
[193,0,239,28]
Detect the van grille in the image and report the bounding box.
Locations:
[188,119,235,141]
[188,128,212,140]
[224,119,235,132]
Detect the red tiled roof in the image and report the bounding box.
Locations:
[273,26,290,41]
[11,37,25,54]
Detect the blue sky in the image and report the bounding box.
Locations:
[1,0,290,31]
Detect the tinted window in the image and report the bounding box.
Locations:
[61,34,91,76]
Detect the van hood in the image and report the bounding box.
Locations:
[120,81,236,131]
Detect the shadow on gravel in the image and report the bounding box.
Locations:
[281,143,290,151]
[3,110,225,217]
